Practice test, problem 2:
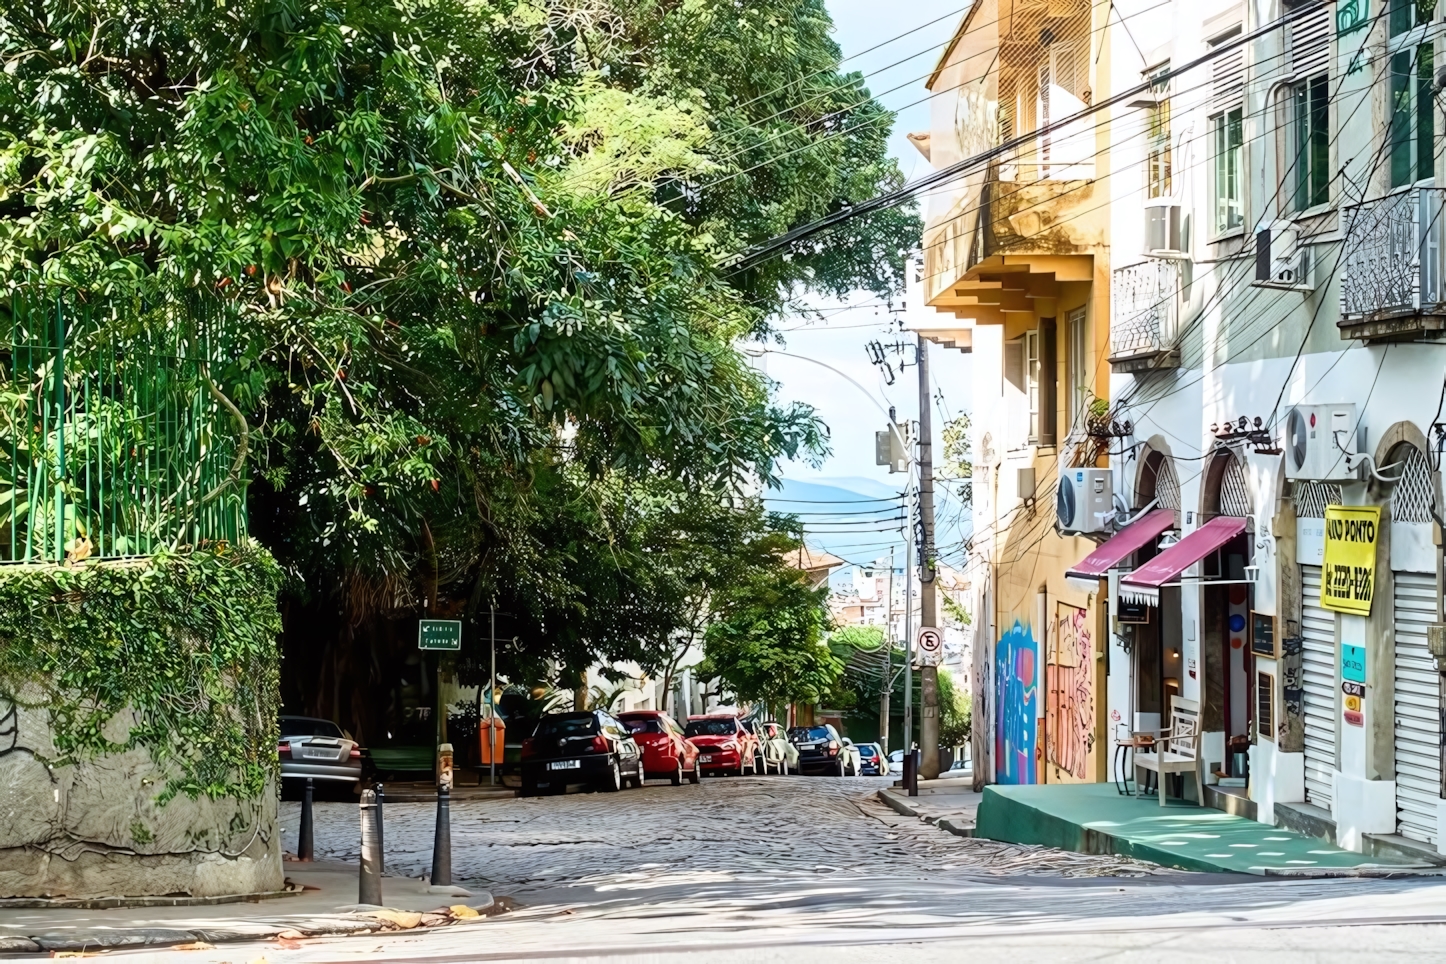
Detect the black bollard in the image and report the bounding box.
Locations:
[374,782,385,874]
[430,784,452,887]
[358,788,383,906]
[905,749,920,797]
[298,777,314,861]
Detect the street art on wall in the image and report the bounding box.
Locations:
[1047,604,1094,781]
[995,621,1037,784]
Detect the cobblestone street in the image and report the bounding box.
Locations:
[282,775,1165,899]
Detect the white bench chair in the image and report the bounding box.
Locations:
[1133,697,1202,807]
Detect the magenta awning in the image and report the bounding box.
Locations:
[1120,516,1248,599]
[1065,509,1176,582]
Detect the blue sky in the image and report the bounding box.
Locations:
[763,1,974,571]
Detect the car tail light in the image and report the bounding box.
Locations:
[828,740,840,750]
[590,735,609,754]
[278,742,290,756]
[521,738,535,759]
[349,747,361,760]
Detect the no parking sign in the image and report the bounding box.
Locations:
[914,626,942,667]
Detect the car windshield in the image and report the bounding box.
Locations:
[788,726,832,742]
[685,719,738,737]
[280,718,343,738]
[533,714,598,737]
[621,717,663,735]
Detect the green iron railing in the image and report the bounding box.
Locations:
[0,291,247,563]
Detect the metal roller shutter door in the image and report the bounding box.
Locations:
[1301,566,1337,810]
[1394,571,1441,844]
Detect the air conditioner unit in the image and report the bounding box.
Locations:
[1252,223,1314,290]
[1144,199,1187,258]
[1057,468,1114,534]
[1284,404,1359,481]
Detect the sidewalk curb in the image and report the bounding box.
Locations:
[876,788,925,819]
[876,790,976,838]
[0,893,502,956]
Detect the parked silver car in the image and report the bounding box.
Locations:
[279,716,362,787]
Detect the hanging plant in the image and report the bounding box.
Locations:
[0,542,282,803]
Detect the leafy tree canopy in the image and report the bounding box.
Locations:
[0,0,916,717]
[698,557,839,712]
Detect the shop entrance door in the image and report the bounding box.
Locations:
[1394,570,1440,844]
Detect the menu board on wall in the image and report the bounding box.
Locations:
[1251,612,1275,657]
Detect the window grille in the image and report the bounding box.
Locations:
[1151,456,1181,511]
[1219,452,1251,517]
[1391,445,1436,524]
[1294,481,1343,518]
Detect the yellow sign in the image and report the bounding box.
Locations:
[1322,505,1381,615]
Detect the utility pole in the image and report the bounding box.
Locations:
[903,477,914,754]
[880,544,894,751]
[917,334,941,779]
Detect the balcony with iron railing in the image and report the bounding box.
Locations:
[1339,187,1446,341]
[1109,260,1181,373]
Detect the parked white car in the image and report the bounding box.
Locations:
[754,721,799,774]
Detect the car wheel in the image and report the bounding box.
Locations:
[671,758,684,786]
[689,760,701,784]
[521,780,537,797]
[631,761,646,788]
[601,757,622,792]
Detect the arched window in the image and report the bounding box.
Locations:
[1136,449,1181,511]
[1390,444,1435,524]
[1204,448,1250,518]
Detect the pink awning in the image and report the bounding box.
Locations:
[1120,516,1248,593]
[1065,509,1176,581]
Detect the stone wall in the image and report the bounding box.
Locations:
[0,697,280,899]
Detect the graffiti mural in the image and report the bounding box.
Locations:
[995,620,1038,784]
[1047,604,1095,780]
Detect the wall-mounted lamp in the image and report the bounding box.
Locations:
[1244,565,1260,583]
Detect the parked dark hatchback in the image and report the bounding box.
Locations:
[788,723,847,776]
[520,710,644,795]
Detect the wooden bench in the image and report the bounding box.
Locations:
[1133,698,1202,807]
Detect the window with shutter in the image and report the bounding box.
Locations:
[1211,31,1245,113]
[1288,0,1331,76]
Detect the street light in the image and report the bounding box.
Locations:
[742,343,919,763]
[741,345,912,459]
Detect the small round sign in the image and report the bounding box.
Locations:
[916,626,943,656]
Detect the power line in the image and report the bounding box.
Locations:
[723,2,1320,275]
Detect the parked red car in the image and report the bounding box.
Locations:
[617,710,701,785]
[684,714,760,776]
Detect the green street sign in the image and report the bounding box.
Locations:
[418,619,462,651]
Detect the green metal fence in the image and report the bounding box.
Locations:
[0,291,247,563]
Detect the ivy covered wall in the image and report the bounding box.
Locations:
[0,543,283,899]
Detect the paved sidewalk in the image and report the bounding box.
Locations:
[976,783,1435,876]
[877,774,982,838]
[0,860,494,955]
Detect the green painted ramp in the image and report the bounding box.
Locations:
[975,783,1419,875]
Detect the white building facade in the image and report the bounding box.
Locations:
[1101,0,1446,857]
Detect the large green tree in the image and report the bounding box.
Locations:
[0,0,916,739]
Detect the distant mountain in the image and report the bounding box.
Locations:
[762,477,905,568]
[763,477,902,505]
